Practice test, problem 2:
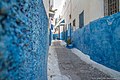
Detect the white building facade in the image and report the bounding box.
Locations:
[43,0,49,17]
[61,0,120,30]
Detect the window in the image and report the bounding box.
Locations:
[69,14,71,19]
[79,11,84,28]
[104,0,119,16]
[73,19,76,27]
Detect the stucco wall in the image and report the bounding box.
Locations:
[72,12,120,72]
[89,0,104,22]
[119,0,120,11]
[62,0,104,29]
[0,0,48,80]
[43,0,49,17]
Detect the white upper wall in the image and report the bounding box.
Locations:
[43,0,49,17]
[119,0,120,11]
[89,0,104,22]
[62,0,104,28]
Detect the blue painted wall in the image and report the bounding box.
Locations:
[53,34,59,40]
[59,29,71,42]
[49,29,52,45]
[49,24,53,45]
[0,0,48,80]
[58,26,72,41]
[60,31,65,40]
[72,12,120,72]
[64,30,68,42]
[67,25,73,41]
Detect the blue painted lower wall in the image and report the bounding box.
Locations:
[49,29,52,45]
[49,25,53,45]
[72,12,120,72]
[0,0,48,80]
[53,34,59,40]
[60,31,65,40]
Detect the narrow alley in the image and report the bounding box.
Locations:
[0,0,120,80]
[48,40,113,80]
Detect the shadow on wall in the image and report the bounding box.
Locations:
[0,0,48,80]
[72,12,120,72]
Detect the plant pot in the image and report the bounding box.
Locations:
[66,44,73,49]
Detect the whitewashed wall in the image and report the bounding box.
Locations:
[43,0,49,17]
[119,0,120,11]
[89,0,104,22]
[62,0,104,29]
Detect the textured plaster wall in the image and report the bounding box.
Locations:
[119,0,120,11]
[0,0,48,80]
[72,12,120,72]
[43,0,49,17]
[62,0,104,30]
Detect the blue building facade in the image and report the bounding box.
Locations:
[0,0,48,80]
[58,12,120,72]
[72,12,120,72]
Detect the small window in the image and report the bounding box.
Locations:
[69,14,71,19]
[73,19,76,27]
[79,11,84,28]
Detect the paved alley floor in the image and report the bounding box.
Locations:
[48,40,114,80]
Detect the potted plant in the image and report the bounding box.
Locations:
[66,38,73,49]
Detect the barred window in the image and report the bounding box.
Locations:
[104,0,119,16]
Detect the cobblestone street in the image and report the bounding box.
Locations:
[47,40,115,80]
